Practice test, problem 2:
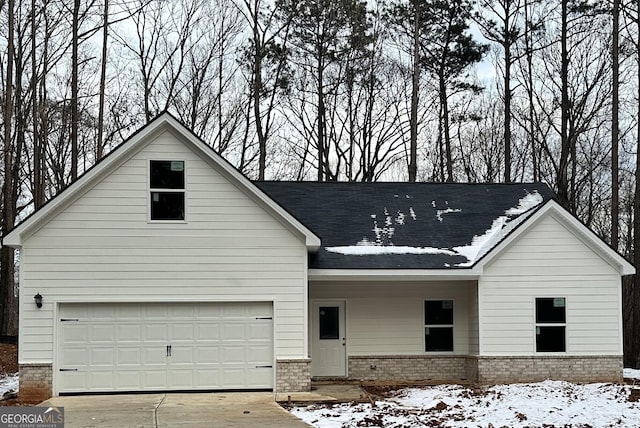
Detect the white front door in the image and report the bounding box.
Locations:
[311,301,346,377]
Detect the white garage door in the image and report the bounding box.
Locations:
[57,302,273,393]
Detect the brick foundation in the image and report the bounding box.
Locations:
[345,355,622,385]
[276,359,311,392]
[19,364,52,403]
[476,355,623,384]
[348,355,476,382]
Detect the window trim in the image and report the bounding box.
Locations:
[534,297,567,353]
[148,159,188,223]
[423,298,455,353]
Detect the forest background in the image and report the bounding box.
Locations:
[2,0,640,367]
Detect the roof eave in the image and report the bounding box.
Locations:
[308,268,481,282]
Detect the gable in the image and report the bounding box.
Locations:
[21,130,304,250]
[3,114,320,249]
[478,201,634,276]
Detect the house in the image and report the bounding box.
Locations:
[3,113,634,402]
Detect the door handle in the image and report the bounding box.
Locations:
[166,345,172,357]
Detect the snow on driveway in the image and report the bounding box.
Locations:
[290,380,640,427]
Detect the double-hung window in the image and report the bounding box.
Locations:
[424,300,454,352]
[535,297,566,352]
[149,160,185,221]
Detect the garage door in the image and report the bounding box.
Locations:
[57,302,273,393]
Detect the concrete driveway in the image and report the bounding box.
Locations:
[41,392,311,427]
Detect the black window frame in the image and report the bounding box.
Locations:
[149,160,186,221]
[535,297,566,353]
[424,299,454,352]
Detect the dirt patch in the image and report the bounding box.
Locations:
[628,388,640,402]
[0,343,18,375]
[0,342,31,407]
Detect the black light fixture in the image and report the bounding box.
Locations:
[34,293,43,309]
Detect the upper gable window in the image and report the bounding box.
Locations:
[150,160,185,221]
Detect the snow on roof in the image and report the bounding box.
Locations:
[326,245,457,256]
[326,191,544,266]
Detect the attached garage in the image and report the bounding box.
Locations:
[56,302,274,393]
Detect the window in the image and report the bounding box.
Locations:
[535,297,566,352]
[319,306,339,340]
[425,300,454,352]
[150,160,185,221]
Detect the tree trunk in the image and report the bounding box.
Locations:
[252,2,267,180]
[503,15,512,183]
[32,0,44,208]
[97,0,109,160]
[557,0,570,208]
[611,0,619,250]
[71,0,80,180]
[408,0,420,182]
[1,0,17,336]
[317,52,326,181]
[524,0,538,182]
[440,73,453,182]
[631,0,640,369]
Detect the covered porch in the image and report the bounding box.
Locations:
[308,278,479,383]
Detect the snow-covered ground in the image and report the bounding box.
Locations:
[0,373,18,397]
[290,380,640,428]
[624,368,640,381]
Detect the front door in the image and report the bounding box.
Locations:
[311,301,346,377]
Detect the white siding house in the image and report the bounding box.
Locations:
[4,113,634,401]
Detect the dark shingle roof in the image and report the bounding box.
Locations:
[255,182,556,269]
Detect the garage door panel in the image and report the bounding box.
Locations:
[90,348,115,366]
[247,321,273,340]
[143,305,168,319]
[143,324,167,342]
[58,302,274,393]
[90,325,115,342]
[221,346,247,364]
[169,304,197,319]
[117,324,142,342]
[62,324,87,343]
[222,323,248,341]
[115,371,142,389]
[117,348,142,365]
[247,345,273,363]
[247,368,273,387]
[196,323,221,340]
[170,346,197,364]
[167,369,194,388]
[89,372,115,390]
[141,346,167,365]
[143,370,168,388]
[61,348,88,367]
[62,372,87,390]
[169,323,195,341]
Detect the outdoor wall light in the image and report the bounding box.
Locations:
[34,293,43,308]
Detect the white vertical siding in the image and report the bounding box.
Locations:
[19,131,308,363]
[310,282,473,356]
[479,214,622,356]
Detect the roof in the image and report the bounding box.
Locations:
[257,182,556,269]
[2,113,321,249]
